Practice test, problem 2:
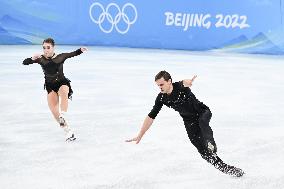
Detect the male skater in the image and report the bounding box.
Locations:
[126,71,244,177]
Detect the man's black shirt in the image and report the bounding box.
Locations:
[148,81,209,122]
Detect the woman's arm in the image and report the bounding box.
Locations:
[23,54,41,65]
[61,47,88,60]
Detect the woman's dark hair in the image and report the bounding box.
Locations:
[155,70,172,81]
[42,38,55,46]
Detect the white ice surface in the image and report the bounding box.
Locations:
[0,45,284,189]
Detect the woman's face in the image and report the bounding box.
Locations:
[42,42,54,58]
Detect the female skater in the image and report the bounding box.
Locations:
[23,38,87,141]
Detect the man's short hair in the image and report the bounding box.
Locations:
[155,70,172,82]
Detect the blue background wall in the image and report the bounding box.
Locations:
[1,0,284,54]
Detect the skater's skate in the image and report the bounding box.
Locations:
[65,129,76,142]
[59,113,67,127]
[206,140,217,154]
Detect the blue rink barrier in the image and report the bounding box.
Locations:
[0,0,284,54]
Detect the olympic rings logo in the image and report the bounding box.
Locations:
[89,2,138,34]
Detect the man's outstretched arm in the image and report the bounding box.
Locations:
[183,75,197,87]
[125,116,154,144]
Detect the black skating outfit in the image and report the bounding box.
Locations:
[23,49,83,99]
[148,81,244,177]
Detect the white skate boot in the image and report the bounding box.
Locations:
[65,129,76,142]
[59,112,67,127]
[59,112,76,141]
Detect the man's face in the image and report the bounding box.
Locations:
[42,42,54,58]
[155,77,172,94]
